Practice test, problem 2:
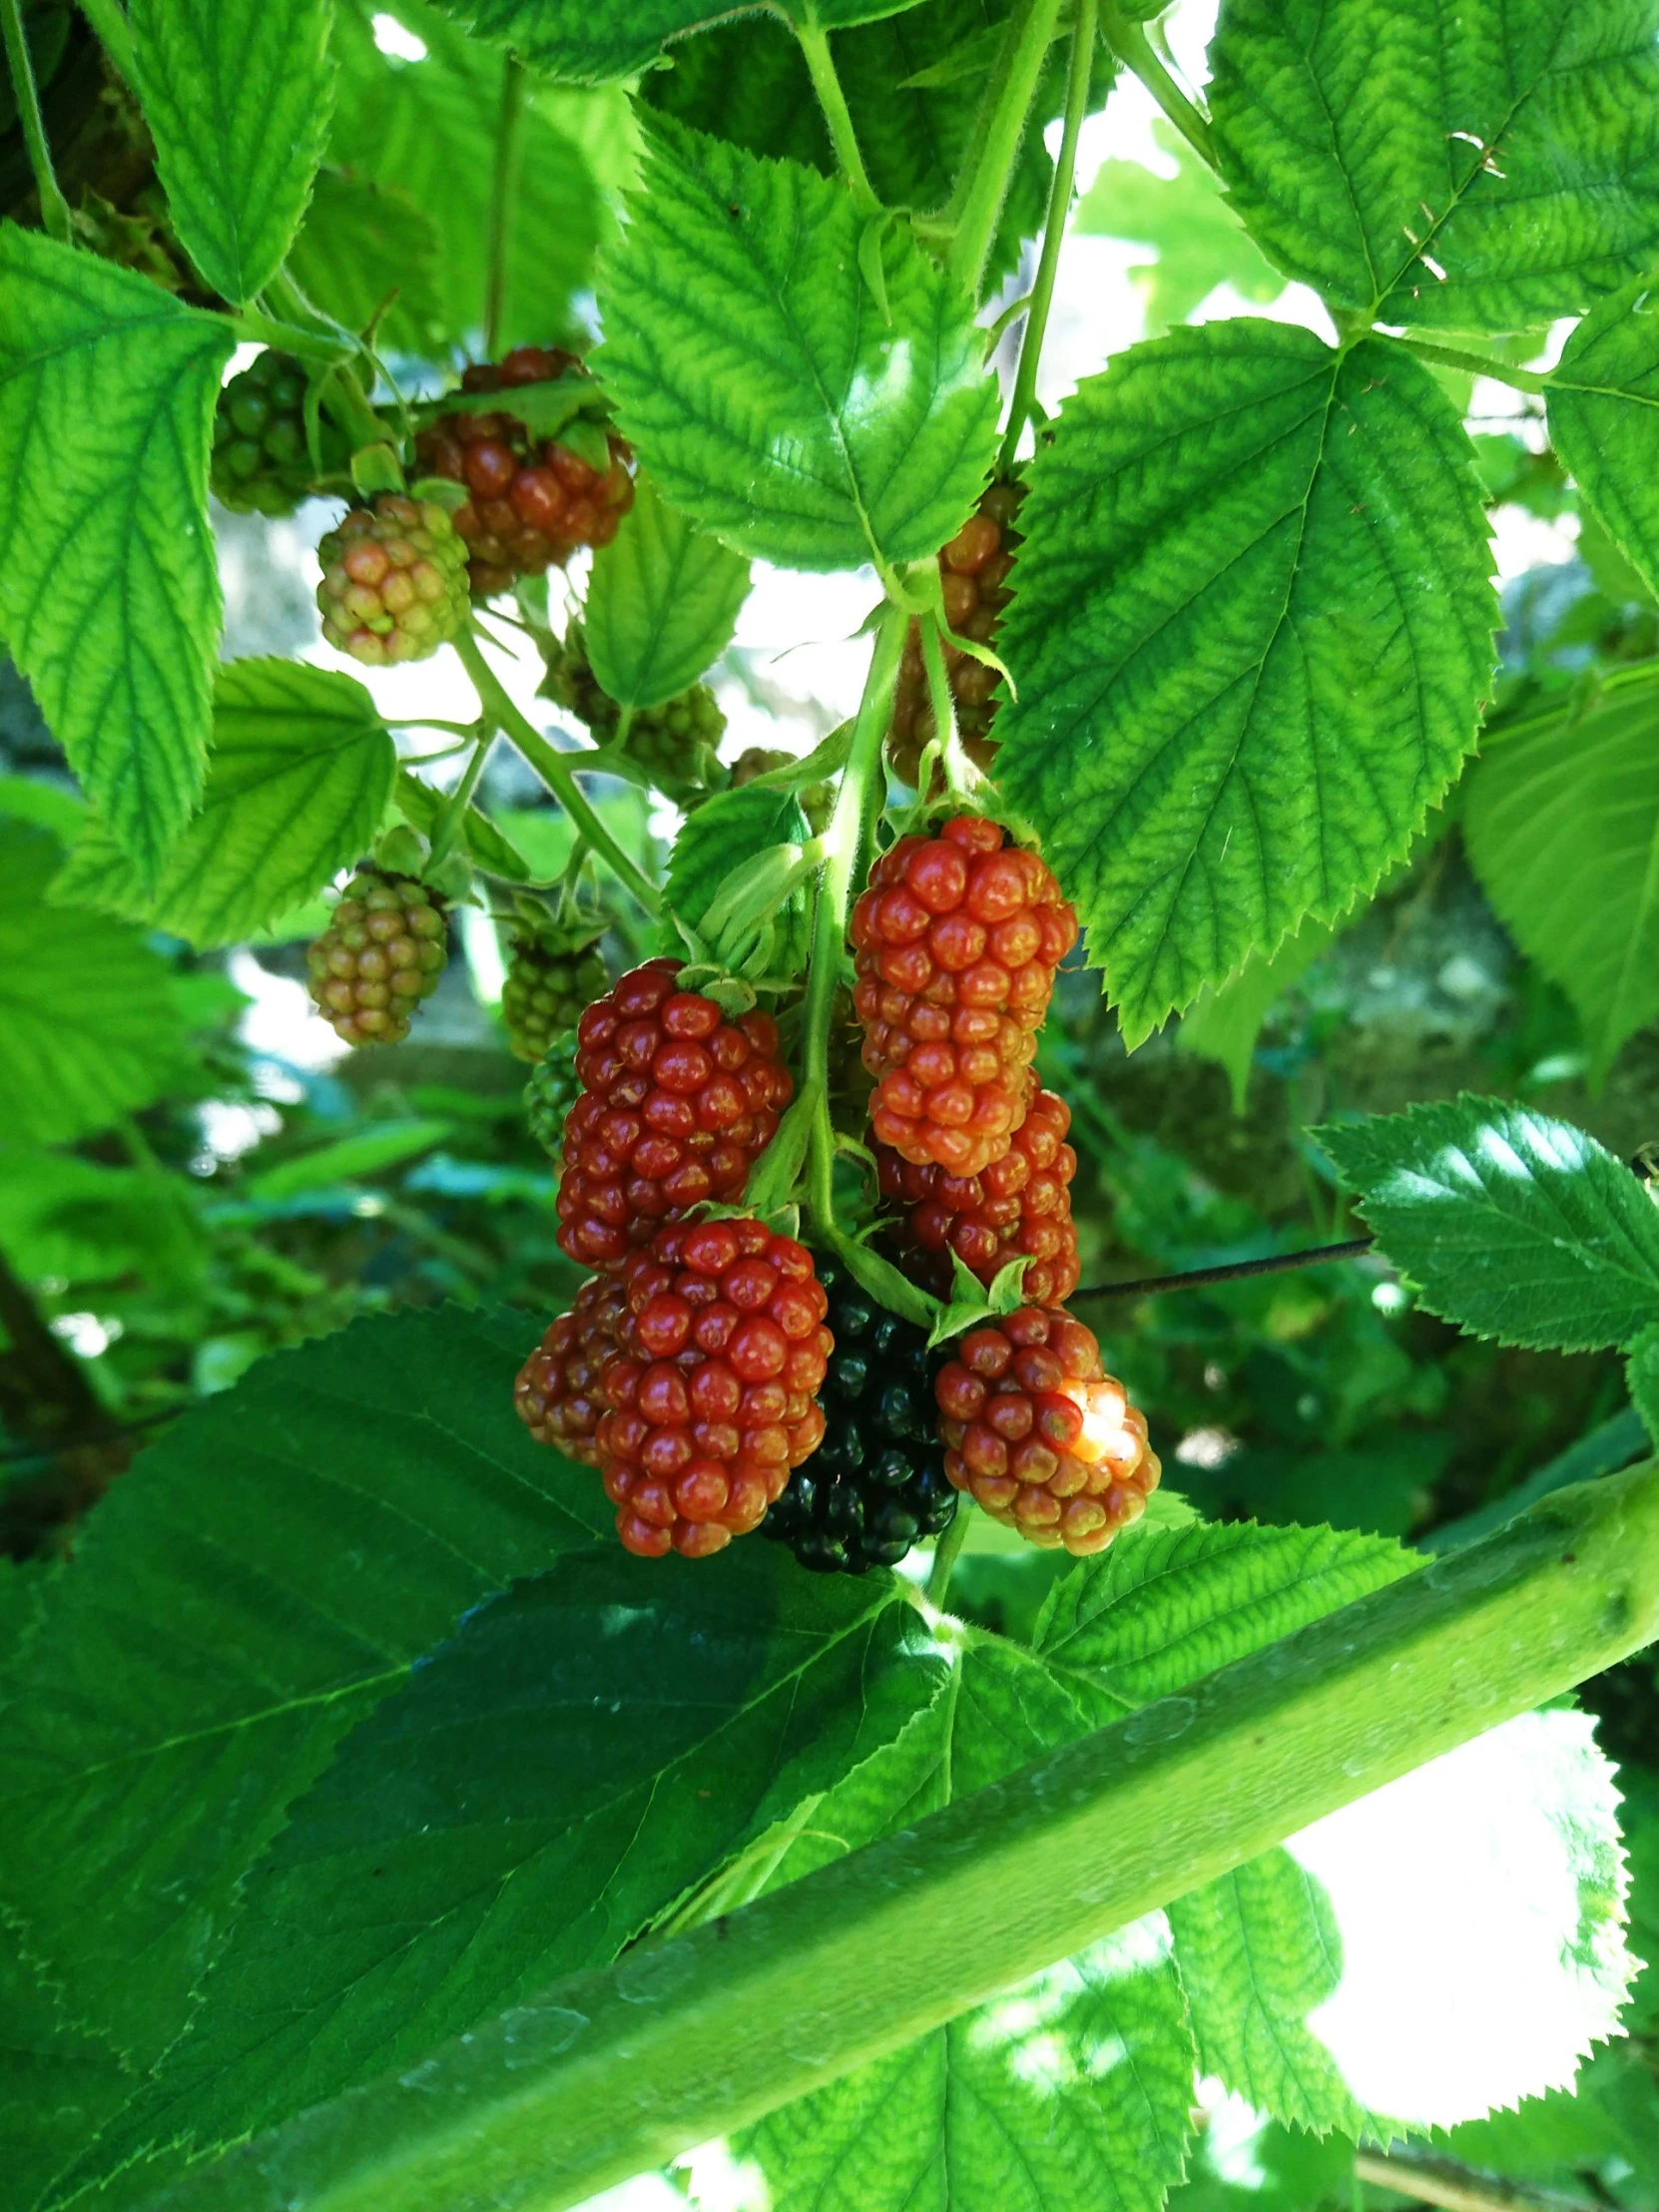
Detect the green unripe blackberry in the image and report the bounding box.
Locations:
[542,631,724,804]
[306,869,448,1046]
[761,1257,956,1574]
[316,494,470,667]
[501,923,607,1064]
[525,1029,581,1157]
[213,351,329,517]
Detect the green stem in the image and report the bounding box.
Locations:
[75,0,135,84]
[454,632,663,917]
[231,306,354,365]
[924,1509,971,1606]
[796,23,878,210]
[148,1458,1659,2212]
[1395,333,1549,395]
[484,57,525,356]
[3,0,73,245]
[1099,2,1215,171]
[427,731,493,869]
[320,364,393,455]
[999,0,1096,470]
[946,0,1064,301]
[802,605,907,1236]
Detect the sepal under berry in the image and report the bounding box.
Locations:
[305,867,448,1046]
[934,1307,1159,1555]
[762,1257,955,1574]
[316,494,470,666]
[598,1218,832,1557]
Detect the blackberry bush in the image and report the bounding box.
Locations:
[761,1257,955,1573]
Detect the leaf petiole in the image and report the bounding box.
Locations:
[795,23,880,213]
[1099,1,1216,172]
[3,0,74,246]
[484,58,525,356]
[946,0,1065,299]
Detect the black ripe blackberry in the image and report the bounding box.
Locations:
[761,1257,956,1573]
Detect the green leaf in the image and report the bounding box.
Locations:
[1034,1519,1416,1722]
[994,323,1494,1042]
[0,1143,204,1297]
[1074,117,1286,333]
[1176,915,1341,1114]
[244,1119,453,1199]
[665,784,812,943]
[52,661,396,949]
[729,1626,1195,2212]
[101,1550,940,2167]
[0,772,84,840]
[1208,0,1659,329]
[0,1309,610,2078]
[0,1927,133,2212]
[0,821,192,1144]
[414,0,931,81]
[1547,276,1659,601]
[585,476,751,710]
[286,168,447,356]
[726,1919,1195,2212]
[1463,665,1659,1082]
[643,3,1060,288]
[1318,1095,1659,1351]
[1173,1709,1634,2134]
[0,230,232,882]
[331,0,606,352]
[129,0,332,303]
[1627,1322,1659,1448]
[595,118,999,571]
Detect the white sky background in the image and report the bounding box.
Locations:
[226,0,1575,1082]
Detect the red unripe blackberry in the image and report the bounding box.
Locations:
[888,481,1024,788]
[558,958,794,1271]
[316,494,470,665]
[501,922,607,1065]
[414,347,634,598]
[878,1085,1080,1307]
[306,868,448,1046]
[598,1219,832,1557]
[935,1309,1159,1555]
[850,816,1077,1178]
[514,1274,629,1465]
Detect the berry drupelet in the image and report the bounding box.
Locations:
[935,1308,1159,1555]
[599,1219,832,1557]
[306,868,448,1046]
[851,815,1077,1178]
[558,958,794,1271]
[316,494,470,666]
[514,1274,629,1465]
[888,481,1024,788]
[878,1085,1080,1307]
[762,1258,956,1574]
[414,345,634,598]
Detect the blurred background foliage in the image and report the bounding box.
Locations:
[2,3,1658,2206]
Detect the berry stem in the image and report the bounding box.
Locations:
[427,728,494,869]
[3,0,74,246]
[795,24,880,211]
[74,0,136,84]
[230,306,354,365]
[484,56,526,357]
[454,631,664,917]
[945,0,1065,300]
[1072,1237,1378,1302]
[802,603,908,1236]
[1099,2,1216,172]
[999,0,1097,472]
[923,1509,971,1606]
